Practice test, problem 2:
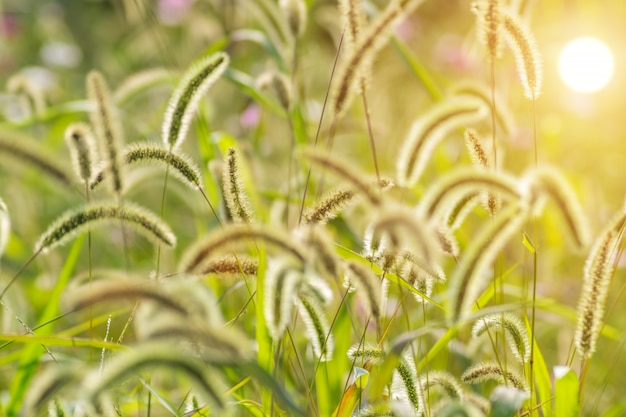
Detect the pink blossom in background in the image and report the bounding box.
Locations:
[433,34,478,73]
[240,104,261,129]
[157,0,195,26]
[0,14,18,38]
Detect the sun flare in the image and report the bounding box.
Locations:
[558,37,614,93]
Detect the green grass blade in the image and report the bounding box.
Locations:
[522,315,552,417]
[223,69,285,116]
[6,235,84,417]
[553,366,578,417]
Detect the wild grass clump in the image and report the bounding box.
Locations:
[1,1,625,416]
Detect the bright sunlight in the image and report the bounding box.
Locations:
[558,37,614,93]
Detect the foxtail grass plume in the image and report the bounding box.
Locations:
[396,98,488,187]
[472,313,531,363]
[417,167,520,220]
[297,293,334,361]
[451,82,515,137]
[344,261,382,318]
[303,187,355,224]
[420,370,464,399]
[448,202,526,323]
[162,52,229,150]
[197,255,258,276]
[347,343,385,366]
[85,345,226,409]
[64,123,98,186]
[371,208,439,266]
[25,367,83,413]
[444,192,482,231]
[471,0,503,61]
[265,258,305,341]
[575,205,626,358]
[294,225,341,279]
[305,149,382,206]
[436,225,460,258]
[339,0,365,48]
[462,360,529,393]
[7,73,46,117]
[391,357,422,413]
[179,224,306,273]
[0,198,9,260]
[522,166,591,249]
[35,202,176,254]
[331,0,425,116]
[257,71,293,111]
[223,148,254,223]
[303,178,393,224]
[279,0,307,38]
[90,142,203,191]
[502,12,542,99]
[0,130,74,187]
[464,128,498,214]
[87,71,125,195]
[68,279,189,316]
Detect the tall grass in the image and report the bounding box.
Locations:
[0,1,624,416]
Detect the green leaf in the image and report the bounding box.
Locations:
[5,236,84,417]
[223,69,285,116]
[522,232,536,254]
[553,366,579,417]
[524,315,552,417]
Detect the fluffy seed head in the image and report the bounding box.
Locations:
[575,207,626,358]
[0,130,74,187]
[396,98,488,187]
[223,148,254,223]
[162,52,229,150]
[448,202,526,323]
[462,360,529,393]
[420,370,464,399]
[331,0,425,116]
[279,0,307,38]
[522,166,591,250]
[35,202,176,253]
[502,12,542,99]
[344,261,382,318]
[472,313,531,363]
[87,70,125,195]
[265,257,305,341]
[297,294,334,361]
[64,123,98,186]
[339,0,365,48]
[471,0,504,61]
[257,71,292,111]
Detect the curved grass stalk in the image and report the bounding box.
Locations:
[0,130,75,187]
[87,71,125,195]
[162,52,229,150]
[523,166,591,250]
[575,206,626,359]
[462,360,529,393]
[91,142,203,191]
[35,202,176,253]
[472,313,531,363]
[179,224,306,273]
[447,202,527,323]
[396,99,488,187]
[418,167,520,220]
[223,148,254,223]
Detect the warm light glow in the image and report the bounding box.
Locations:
[559,37,614,93]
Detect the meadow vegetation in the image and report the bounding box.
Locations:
[1,0,625,416]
